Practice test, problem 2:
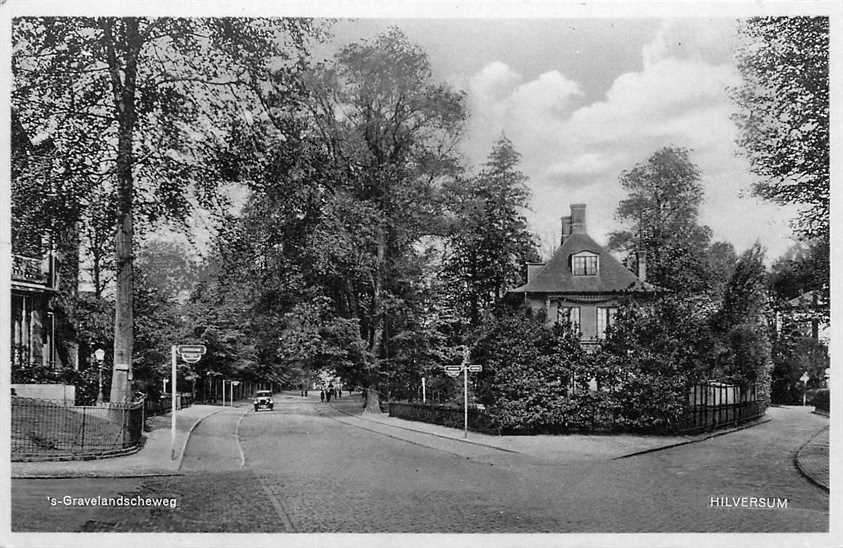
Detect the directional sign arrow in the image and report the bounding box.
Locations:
[467,364,482,373]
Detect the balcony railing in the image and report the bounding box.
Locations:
[12,254,51,287]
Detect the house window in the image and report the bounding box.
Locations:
[572,254,598,276]
[596,307,617,339]
[557,306,580,330]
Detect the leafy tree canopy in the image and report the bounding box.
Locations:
[733,17,829,241]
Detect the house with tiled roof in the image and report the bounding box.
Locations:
[509,204,657,347]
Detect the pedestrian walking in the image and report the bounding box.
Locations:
[320,389,325,403]
[299,382,304,397]
[326,384,333,403]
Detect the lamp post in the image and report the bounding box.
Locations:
[94,348,105,405]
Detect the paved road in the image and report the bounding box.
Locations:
[12,396,828,533]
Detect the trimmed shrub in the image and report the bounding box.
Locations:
[388,402,500,434]
[808,388,829,412]
[473,308,595,433]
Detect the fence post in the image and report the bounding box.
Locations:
[80,407,87,450]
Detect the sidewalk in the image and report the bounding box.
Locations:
[329,396,771,463]
[12,404,227,478]
[795,424,830,491]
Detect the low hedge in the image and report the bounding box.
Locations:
[388,402,501,435]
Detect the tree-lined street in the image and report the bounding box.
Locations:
[12,396,828,533]
[9,14,831,541]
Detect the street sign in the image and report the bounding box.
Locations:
[178,344,206,364]
[467,364,482,373]
[178,344,207,354]
[444,365,462,374]
[800,372,810,383]
[232,381,240,386]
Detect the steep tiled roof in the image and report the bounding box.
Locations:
[785,290,827,309]
[510,233,655,293]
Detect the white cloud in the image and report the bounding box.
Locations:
[460,19,797,263]
[464,65,583,169]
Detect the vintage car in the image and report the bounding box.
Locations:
[253,390,274,412]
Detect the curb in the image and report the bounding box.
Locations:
[235,410,248,467]
[12,408,227,479]
[329,402,520,454]
[614,416,772,460]
[13,472,184,480]
[12,442,143,463]
[176,407,226,470]
[793,426,830,493]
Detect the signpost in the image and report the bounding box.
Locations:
[171,344,206,459]
[443,346,482,439]
[178,344,206,364]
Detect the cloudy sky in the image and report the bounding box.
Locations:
[327,18,800,261]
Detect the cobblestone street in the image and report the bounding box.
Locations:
[11,395,829,533]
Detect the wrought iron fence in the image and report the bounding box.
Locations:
[387,381,765,436]
[676,382,763,434]
[11,397,144,460]
[144,393,194,417]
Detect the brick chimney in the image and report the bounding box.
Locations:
[636,250,647,282]
[570,204,587,234]
[560,216,572,244]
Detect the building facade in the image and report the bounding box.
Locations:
[509,204,657,348]
[11,253,59,369]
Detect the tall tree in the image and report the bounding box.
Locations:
[444,136,539,325]
[608,146,713,294]
[712,244,773,391]
[706,241,738,305]
[13,17,319,401]
[732,17,829,243]
[303,28,466,411]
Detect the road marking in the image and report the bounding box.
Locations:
[253,469,296,532]
[234,410,248,467]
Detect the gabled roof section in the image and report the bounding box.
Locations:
[785,289,828,310]
[510,232,656,293]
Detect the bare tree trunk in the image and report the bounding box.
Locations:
[363,223,387,414]
[104,18,140,403]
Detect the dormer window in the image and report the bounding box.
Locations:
[572,252,598,276]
